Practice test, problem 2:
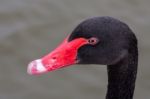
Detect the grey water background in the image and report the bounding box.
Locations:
[0,0,150,99]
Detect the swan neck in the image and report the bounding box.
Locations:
[106,47,138,99]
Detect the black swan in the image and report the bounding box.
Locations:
[28,16,138,99]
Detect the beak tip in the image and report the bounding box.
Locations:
[27,59,47,75]
[27,61,34,75]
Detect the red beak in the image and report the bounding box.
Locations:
[27,37,88,75]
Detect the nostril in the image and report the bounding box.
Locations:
[51,57,57,63]
[52,57,57,60]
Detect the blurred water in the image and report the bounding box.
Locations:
[0,0,150,99]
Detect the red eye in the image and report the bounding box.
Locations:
[88,37,99,45]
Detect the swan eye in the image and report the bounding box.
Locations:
[88,37,99,45]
